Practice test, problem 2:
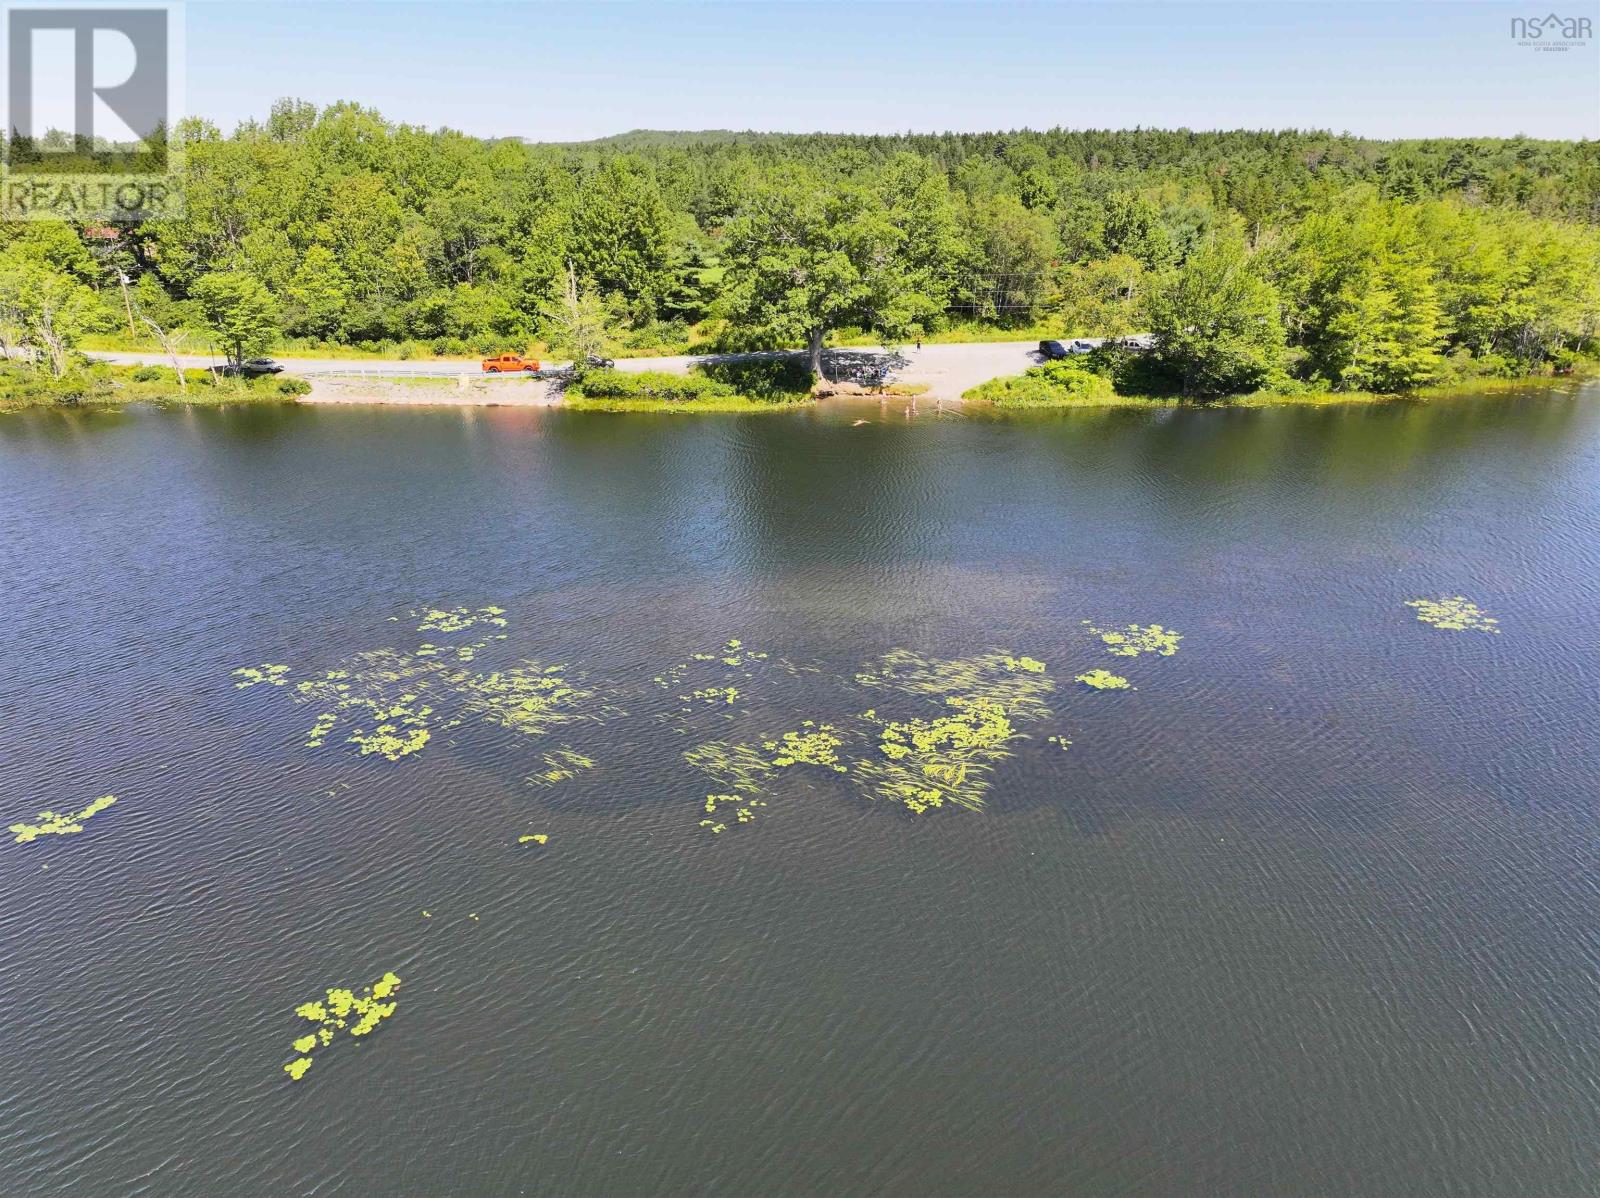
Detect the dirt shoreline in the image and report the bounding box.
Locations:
[304,376,562,405]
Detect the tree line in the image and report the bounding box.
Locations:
[2,100,1598,396]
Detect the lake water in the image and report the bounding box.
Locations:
[2,386,1598,1196]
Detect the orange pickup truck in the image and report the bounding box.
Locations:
[481,353,541,373]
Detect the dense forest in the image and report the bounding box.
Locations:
[3,101,1599,396]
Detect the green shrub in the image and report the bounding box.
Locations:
[276,376,312,396]
[572,368,732,403]
[130,365,163,382]
[697,357,813,401]
[964,360,1117,406]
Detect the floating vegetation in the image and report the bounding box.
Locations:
[684,685,740,708]
[526,747,595,788]
[416,636,505,663]
[234,607,618,779]
[684,721,849,833]
[413,605,508,634]
[699,792,766,833]
[766,723,848,771]
[456,663,599,738]
[684,740,780,800]
[288,649,448,762]
[1405,596,1501,633]
[1076,669,1131,690]
[305,712,337,749]
[859,696,1017,813]
[346,702,433,761]
[852,650,1056,814]
[518,833,550,845]
[10,794,117,844]
[855,649,1055,721]
[283,971,402,1082]
[1047,734,1072,751]
[232,664,289,689]
[682,650,1056,824]
[1084,622,1182,657]
[653,640,801,733]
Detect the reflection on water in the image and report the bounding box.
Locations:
[1,384,1598,1196]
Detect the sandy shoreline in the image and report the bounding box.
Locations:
[303,376,563,405]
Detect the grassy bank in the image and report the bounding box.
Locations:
[963,356,1597,411]
[0,362,311,412]
[562,361,814,413]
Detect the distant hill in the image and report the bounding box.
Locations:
[536,129,763,149]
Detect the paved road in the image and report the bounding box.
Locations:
[88,341,1045,401]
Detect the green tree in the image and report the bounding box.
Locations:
[1328,252,1448,391]
[284,245,351,340]
[1147,229,1286,397]
[1048,253,1147,336]
[0,261,108,376]
[571,158,672,306]
[192,270,279,367]
[960,194,1057,322]
[722,178,943,381]
[547,263,617,362]
[1102,191,1175,271]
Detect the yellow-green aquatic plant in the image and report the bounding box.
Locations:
[413,605,508,633]
[685,741,779,799]
[10,794,117,843]
[345,700,433,760]
[1084,623,1182,657]
[288,649,450,761]
[855,649,1055,721]
[699,792,765,832]
[684,685,740,708]
[283,971,402,1082]
[851,650,1055,814]
[766,723,848,771]
[1405,596,1500,633]
[1076,669,1131,690]
[653,640,799,723]
[686,718,850,832]
[232,664,289,689]
[518,833,550,845]
[305,712,337,748]
[858,696,1017,813]
[455,663,597,737]
[242,605,616,770]
[526,747,596,788]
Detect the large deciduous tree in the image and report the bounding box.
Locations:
[0,262,107,376]
[722,177,946,381]
[1147,228,1286,397]
[192,270,279,368]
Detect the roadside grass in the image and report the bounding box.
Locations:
[0,361,308,412]
[963,353,1598,411]
[563,363,814,412]
[562,394,811,413]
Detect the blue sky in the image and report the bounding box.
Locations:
[184,1,1600,140]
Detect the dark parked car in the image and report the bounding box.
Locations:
[1039,339,1070,360]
